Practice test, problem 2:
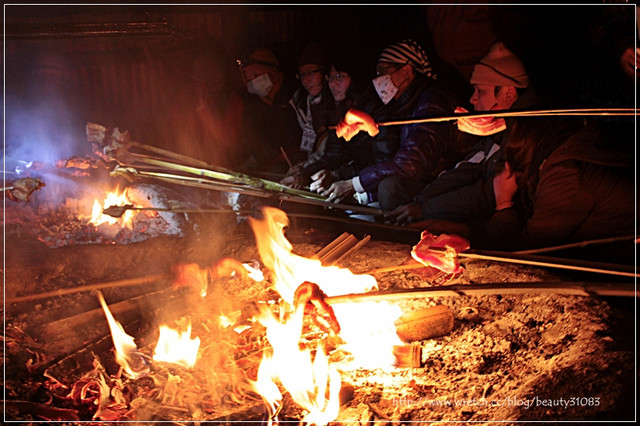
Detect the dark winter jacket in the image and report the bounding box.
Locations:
[416,86,540,222]
[288,84,335,164]
[470,122,636,250]
[356,75,471,201]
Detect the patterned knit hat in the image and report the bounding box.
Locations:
[378,39,434,78]
[470,42,529,88]
[238,48,281,70]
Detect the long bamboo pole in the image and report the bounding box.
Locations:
[514,235,637,255]
[365,249,636,278]
[6,273,169,304]
[137,156,324,200]
[328,108,636,130]
[113,166,388,217]
[324,281,637,304]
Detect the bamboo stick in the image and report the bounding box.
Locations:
[136,156,324,200]
[365,249,635,278]
[280,146,293,169]
[324,281,637,304]
[328,108,636,130]
[313,232,352,260]
[130,140,212,169]
[6,273,169,304]
[114,166,389,217]
[313,232,371,266]
[514,235,637,255]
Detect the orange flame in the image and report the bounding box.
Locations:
[89,187,134,228]
[252,304,341,425]
[249,207,377,304]
[99,292,200,375]
[152,322,200,368]
[248,207,405,424]
[98,292,148,379]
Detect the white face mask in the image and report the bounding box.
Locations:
[247,73,274,97]
[372,74,398,105]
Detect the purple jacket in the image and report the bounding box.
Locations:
[357,78,471,199]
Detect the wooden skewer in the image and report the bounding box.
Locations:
[364,248,636,278]
[324,281,637,304]
[328,108,636,130]
[280,146,293,169]
[329,108,636,130]
[6,273,170,304]
[377,107,636,127]
[514,235,638,255]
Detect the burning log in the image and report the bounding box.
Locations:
[34,286,181,363]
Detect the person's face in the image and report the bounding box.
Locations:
[375,61,411,95]
[327,66,351,102]
[297,64,324,97]
[470,84,512,111]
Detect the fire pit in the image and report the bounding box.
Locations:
[4,198,635,423]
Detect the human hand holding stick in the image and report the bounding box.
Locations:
[331,107,635,139]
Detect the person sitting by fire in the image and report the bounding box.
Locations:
[286,42,334,170]
[308,39,475,211]
[280,44,366,190]
[237,46,300,175]
[386,41,539,225]
[417,116,636,251]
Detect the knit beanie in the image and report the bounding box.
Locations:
[239,48,280,70]
[378,39,434,78]
[298,42,329,68]
[470,42,529,88]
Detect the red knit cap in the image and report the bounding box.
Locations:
[470,42,529,88]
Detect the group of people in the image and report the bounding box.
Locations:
[188,32,635,252]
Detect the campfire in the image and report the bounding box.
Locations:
[3,124,636,424]
[45,206,429,424]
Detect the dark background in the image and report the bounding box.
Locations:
[4,4,636,161]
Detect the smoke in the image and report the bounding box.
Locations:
[5,102,89,164]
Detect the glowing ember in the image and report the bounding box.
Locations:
[89,187,134,227]
[152,322,200,368]
[98,292,149,379]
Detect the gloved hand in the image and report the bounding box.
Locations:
[335,109,380,141]
[455,106,506,136]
